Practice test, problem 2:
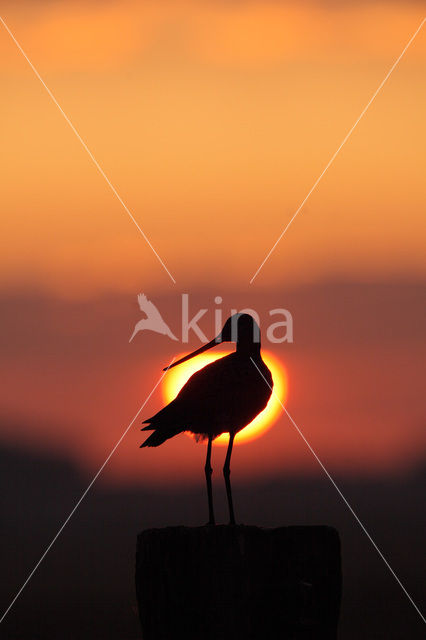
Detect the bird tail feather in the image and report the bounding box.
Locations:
[140,430,173,447]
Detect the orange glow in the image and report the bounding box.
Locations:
[0,2,425,295]
[162,349,287,446]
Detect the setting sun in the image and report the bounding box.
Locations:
[162,349,287,445]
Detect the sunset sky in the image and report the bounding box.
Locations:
[0,1,425,485]
[1,1,425,294]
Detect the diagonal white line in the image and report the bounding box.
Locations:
[0,360,174,625]
[0,16,176,285]
[250,357,426,624]
[249,17,426,284]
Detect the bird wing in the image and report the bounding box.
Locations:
[138,294,168,324]
[137,293,148,311]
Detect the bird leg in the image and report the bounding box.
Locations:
[205,435,215,525]
[223,433,236,525]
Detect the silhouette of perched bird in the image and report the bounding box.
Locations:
[141,313,273,525]
[129,294,178,343]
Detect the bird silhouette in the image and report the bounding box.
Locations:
[141,313,273,525]
[129,294,178,343]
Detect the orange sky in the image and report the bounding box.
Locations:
[1,1,425,294]
[0,3,425,485]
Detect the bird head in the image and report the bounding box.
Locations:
[219,313,260,345]
[163,313,260,371]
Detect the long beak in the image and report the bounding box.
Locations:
[163,336,221,371]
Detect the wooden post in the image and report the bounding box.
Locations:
[136,525,341,639]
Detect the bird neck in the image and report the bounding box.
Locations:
[236,341,261,358]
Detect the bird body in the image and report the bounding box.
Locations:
[142,351,272,446]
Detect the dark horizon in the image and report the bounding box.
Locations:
[1,440,425,639]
